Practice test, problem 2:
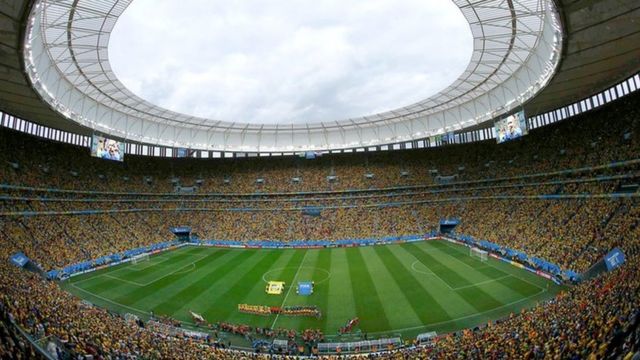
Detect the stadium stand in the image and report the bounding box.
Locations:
[0,92,638,358]
[1,93,637,195]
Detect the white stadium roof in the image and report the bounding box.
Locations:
[22,0,562,152]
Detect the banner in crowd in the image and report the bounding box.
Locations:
[10,252,29,267]
[238,304,321,318]
[604,247,625,271]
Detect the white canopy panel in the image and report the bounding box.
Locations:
[24,0,562,152]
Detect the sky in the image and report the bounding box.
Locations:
[109,0,472,125]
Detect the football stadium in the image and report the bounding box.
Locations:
[0,0,639,358]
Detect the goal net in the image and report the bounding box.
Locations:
[131,253,150,265]
[469,247,488,262]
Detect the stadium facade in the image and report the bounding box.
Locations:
[0,0,636,154]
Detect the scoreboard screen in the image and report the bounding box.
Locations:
[91,134,125,161]
[495,110,527,144]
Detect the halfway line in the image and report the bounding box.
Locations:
[271,250,309,329]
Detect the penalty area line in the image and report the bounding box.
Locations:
[136,255,207,287]
[452,274,512,290]
[100,258,203,288]
[70,283,202,329]
[439,240,547,291]
[410,259,455,291]
[71,283,150,317]
[103,274,147,287]
[366,287,548,336]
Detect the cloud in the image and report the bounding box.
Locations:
[110,0,472,125]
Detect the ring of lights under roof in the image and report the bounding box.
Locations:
[24,0,562,152]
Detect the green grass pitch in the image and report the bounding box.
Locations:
[65,240,563,339]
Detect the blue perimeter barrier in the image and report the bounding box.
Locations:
[50,232,577,284]
[47,240,182,280]
[193,234,428,249]
[446,234,579,282]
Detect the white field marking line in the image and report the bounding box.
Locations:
[103,274,146,287]
[172,263,196,275]
[482,259,545,291]
[100,254,208,287]
[114,248,194,273]
[438,241,494,272]
[440,241,546,291]
[127,260,171,272]
[271,251,310,329]
[137,256,207,287]
[409,259,455,291]
[72,265,150,285]
[366,287,547,336]
[410,259,514,291]
[71,283,203,329]
[71,277,548,339]
[70,257,166,284]
[410,260,435,275]
[71,275,103,286]
[105,263,197,287]
[71,282,151,316]
[69,246,197,283]
[452,275,512,290]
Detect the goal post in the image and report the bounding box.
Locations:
[469,247,488,262]
[131,253,150,265]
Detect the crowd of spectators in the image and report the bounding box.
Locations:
[1,190,635,274]
[0,193,638,358]
[0,94,638,357]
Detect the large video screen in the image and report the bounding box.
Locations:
[91,135,125,161]
[495,111,528,144]
[176,148,189,158]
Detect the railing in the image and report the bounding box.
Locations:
[3,191,638,218]
[0,172,637,205]
[1,158,638,198]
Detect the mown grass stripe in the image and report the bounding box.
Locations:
[64,243,564,338]
[73,275,128,296]
[201,249,292,321]
[433,241,508,278]
[314,248,332,331]
[115,247,204,283]
[225,249,299,328]
[116,249,235,305]
[404,242,504,312]
[77,247,211,294]
[388,244,476,320]
[357,246,422,331]
[495,275,543,297]
[346,247,391,332]
[127,250,245,310]
[325,249,357,335]
[373,245,451,324]
[269,250,326,329]
[403,242,473,288]
[271,250,320,330]
[144,250,254,315]
[433,242,545,299]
